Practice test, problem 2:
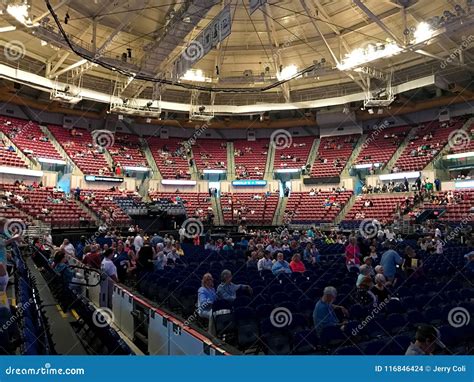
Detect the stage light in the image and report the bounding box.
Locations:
[413,22,434,44]
[337,41,402,71]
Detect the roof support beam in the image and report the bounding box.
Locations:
[352,0,404,46]
[263,2,290,102]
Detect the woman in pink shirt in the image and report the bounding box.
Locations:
[290,253,306,273]
[345,237,361,271]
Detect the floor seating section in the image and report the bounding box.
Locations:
[193,139,228,172]
[1,184,94,228]
[147,137,191,179]
[220,193,279,225]
[109,133,148,169]
[80,189,134,226]
[48,125,112,176]
[354,125,410,168]
[273,136,315,170]
[0,139,27,168]
[343,195,410,225]
[420,190,474,223]
[285,191,353,224]
[393,120,463,171]
[233,139,269,179]
[136,240,473,355]
[310,134,360,178]
[0,117,62,161]
[148,192,213,220]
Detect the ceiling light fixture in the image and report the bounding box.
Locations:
[337,41,403,71]
[277,64,298,81]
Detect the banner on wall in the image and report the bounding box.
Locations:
[232,180,267,187]
[174,5,232,78]
[249,0,267,14]
[85,175,124,183]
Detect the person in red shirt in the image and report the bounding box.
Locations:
[290,253,306,273]
[345,237,361,271]
[82,244,101,269]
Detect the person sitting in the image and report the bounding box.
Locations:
[257,251,273,272]
[313,286,349,335]
[303,242,320,264]
[289,253,306,273]
[52,251,75,286]
[216,270,252,302]
[197,273,216,320]
[405,325,446,355]
[371,274,390,303]
[271,252,292,276]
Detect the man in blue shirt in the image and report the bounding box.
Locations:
[313,286,349,335]
[272,252,291,276]
[380,243,403,282]
[216,270,252,302]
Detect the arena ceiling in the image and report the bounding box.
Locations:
[0,0,473,110]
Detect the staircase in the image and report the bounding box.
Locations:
[0,132,39,170]
[272,196,288,225]
[383,126,420,174]
[334,193,357,225]
[211,197,224,225]
[138,177,151,201]
[74,200,101,225]
[102,148,115,169]
[305,138,320,174]
[140,138,161,179]
[341,134,367,177]
[264,142,275,181]
[226,142,235,180]
[40,125,82,175]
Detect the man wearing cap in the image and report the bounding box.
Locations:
[405,325,446,355]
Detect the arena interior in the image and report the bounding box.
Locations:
[0,0,473,357]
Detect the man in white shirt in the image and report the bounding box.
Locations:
[133,232,144,252]
[257,251,273,272]
[60,239,76,257]
[101,249,118,308]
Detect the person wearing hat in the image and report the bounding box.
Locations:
[363,256,375,276]
[405,325,446,355]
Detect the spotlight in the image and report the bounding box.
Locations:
[127,48,132,58]
[368,108,374,115]
[64,12,70,24]
[377,108,384,115]
[198,106,206,114]
[146,101,153,108]
[216,65,220,75]
[122,98,129,105]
